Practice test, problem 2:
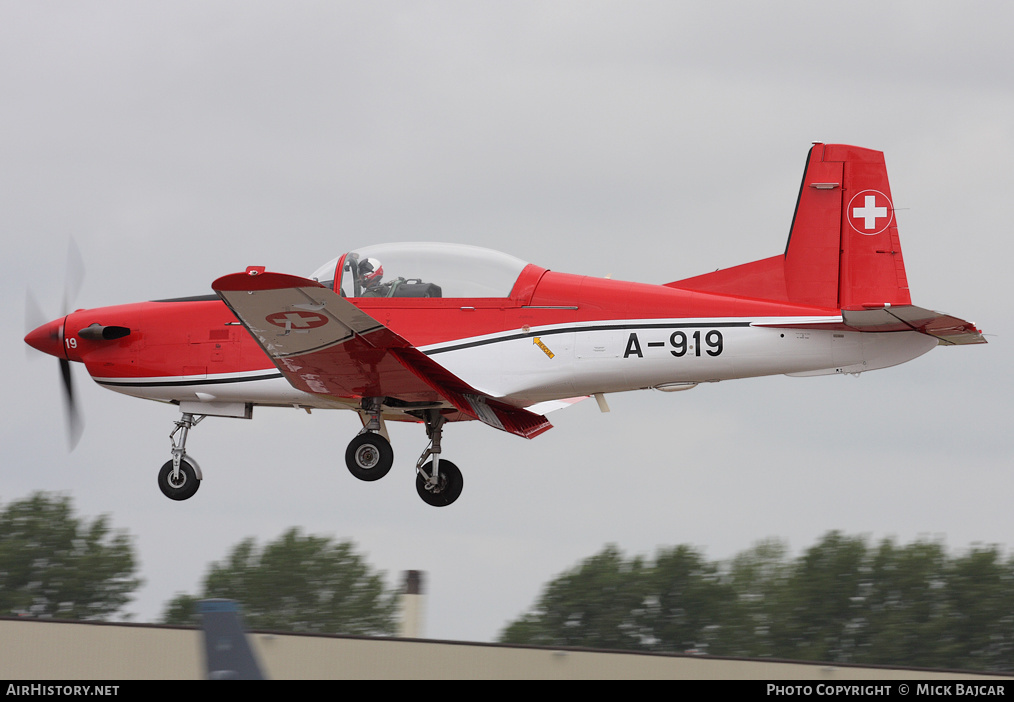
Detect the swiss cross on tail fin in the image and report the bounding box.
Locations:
[848,191,893,234]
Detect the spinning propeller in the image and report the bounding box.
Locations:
[24,241,85,449]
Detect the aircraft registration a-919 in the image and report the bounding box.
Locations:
[25,144,985,507]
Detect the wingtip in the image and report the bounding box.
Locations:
[212,270,324,293]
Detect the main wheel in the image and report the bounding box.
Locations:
[345,433,394,481]
[158,458,200,501]
[416,460,463,507]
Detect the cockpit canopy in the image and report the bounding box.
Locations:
[309,243,530,299]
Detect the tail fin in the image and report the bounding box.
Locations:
[199,599,267,680]
[670,143,912,310]
[785,143,911,309]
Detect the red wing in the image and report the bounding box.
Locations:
[389,346,553,438]
[212,271,551,438]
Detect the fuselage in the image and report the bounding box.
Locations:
[30,265,937,413]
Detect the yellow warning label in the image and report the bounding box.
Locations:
[533,336,555,359]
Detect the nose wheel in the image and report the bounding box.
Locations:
[158,458,200,501]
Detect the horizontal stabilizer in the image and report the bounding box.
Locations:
[754,305,985,346]
[842,306,986,345]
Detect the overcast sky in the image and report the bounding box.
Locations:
[3,1,1012,643]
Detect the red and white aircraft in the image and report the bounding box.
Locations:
[25,144,985,506]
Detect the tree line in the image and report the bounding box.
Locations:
[2,492,1011,672]
[498,535,1014,672]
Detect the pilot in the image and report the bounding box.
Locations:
[357,257,387,296]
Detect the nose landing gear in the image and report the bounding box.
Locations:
[158,412,204,501]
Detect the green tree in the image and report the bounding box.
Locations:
[161,528,398,636]
[858,538,952,668]
[499,544,732,653]
[720,538,791,658]
[640,544,734,654]
[0,492,140,620]
[499,545,651,650]
[770,531,870,663]
[942,545,1014,672]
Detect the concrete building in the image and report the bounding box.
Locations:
[2,617,1011,680]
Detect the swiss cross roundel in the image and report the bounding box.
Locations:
[265,310,329,329]
[847,189,894,236]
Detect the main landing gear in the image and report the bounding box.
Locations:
[414,411,463,507]
[343,402,463,507]
[344,397,394,481]
[158,412,204,501]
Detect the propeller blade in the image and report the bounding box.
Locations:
[62,239,85,449]
[25,289,45,333]
[59,358,83,450]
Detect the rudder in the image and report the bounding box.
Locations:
[829,144,911,309]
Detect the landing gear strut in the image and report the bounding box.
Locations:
[159,412,204,501]
[414,410,463,507]
[345,397,394,481]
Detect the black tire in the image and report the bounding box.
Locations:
[158,458,200,501]
[416,460,463,507]
[345,433,394,481]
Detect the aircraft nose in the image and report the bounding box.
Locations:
[25,317,67,359]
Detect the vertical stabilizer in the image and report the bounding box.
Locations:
[200,599,266,680]
[784,144,911,309]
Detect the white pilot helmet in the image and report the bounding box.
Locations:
[359,257,384,285]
